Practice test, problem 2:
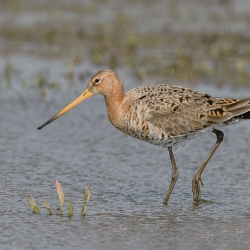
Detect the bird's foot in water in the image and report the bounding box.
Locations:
[192,174,204,202]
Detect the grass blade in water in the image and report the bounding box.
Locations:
[82,203,87,216]
[56,180,64,215]
[28,194,40,213]
[68,198,73,217]
[43,201,54,215]
[82,185,91,216]
[84,185,91,203]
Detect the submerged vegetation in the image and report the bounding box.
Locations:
[43,201,54,215]
[56,180,64,215]
[28,181,91,217]
[82,185,91,216]
[28,194,40,213]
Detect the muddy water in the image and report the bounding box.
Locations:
[0,64,250,250]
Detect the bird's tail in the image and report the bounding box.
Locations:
[216,97,250,120]
[240,110,250,119]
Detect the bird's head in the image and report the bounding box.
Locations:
[37,69,123,130]
[87,69,121,96]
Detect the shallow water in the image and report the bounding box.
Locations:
[1,0,250,249]
[1,75,250,250]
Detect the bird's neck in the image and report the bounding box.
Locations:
[104,85,126,129]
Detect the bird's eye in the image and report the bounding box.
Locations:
[95,78,100,83]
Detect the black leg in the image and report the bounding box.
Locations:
[163,147,179,205]
[192,129,224,202]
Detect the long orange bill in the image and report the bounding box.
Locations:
[37,88,93,130]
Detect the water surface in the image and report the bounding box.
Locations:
[1,0,250,249]
[1,79,250,250]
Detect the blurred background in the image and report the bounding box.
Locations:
[1,1,250,250]
[1,0,250,100]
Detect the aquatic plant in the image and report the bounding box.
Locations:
[56,180,64,215]
[68,198,73,217]
[43,201,54,215]
[3,56,15,88]
[28,181,90,217]
[82,185,91,216]
[28,194,40,213]
[34,71,58,99]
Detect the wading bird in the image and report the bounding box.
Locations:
[38,69,250,204]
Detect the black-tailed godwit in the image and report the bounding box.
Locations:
[38,69,250,204]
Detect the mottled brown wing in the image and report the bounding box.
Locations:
[132,84,250,136]
[141,98,209,136]
[139,87,233,136]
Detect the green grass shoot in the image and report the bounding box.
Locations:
[28,194,40,213]
[68,198,73,217]
[82,185,90,216]
[43,201,54,215]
